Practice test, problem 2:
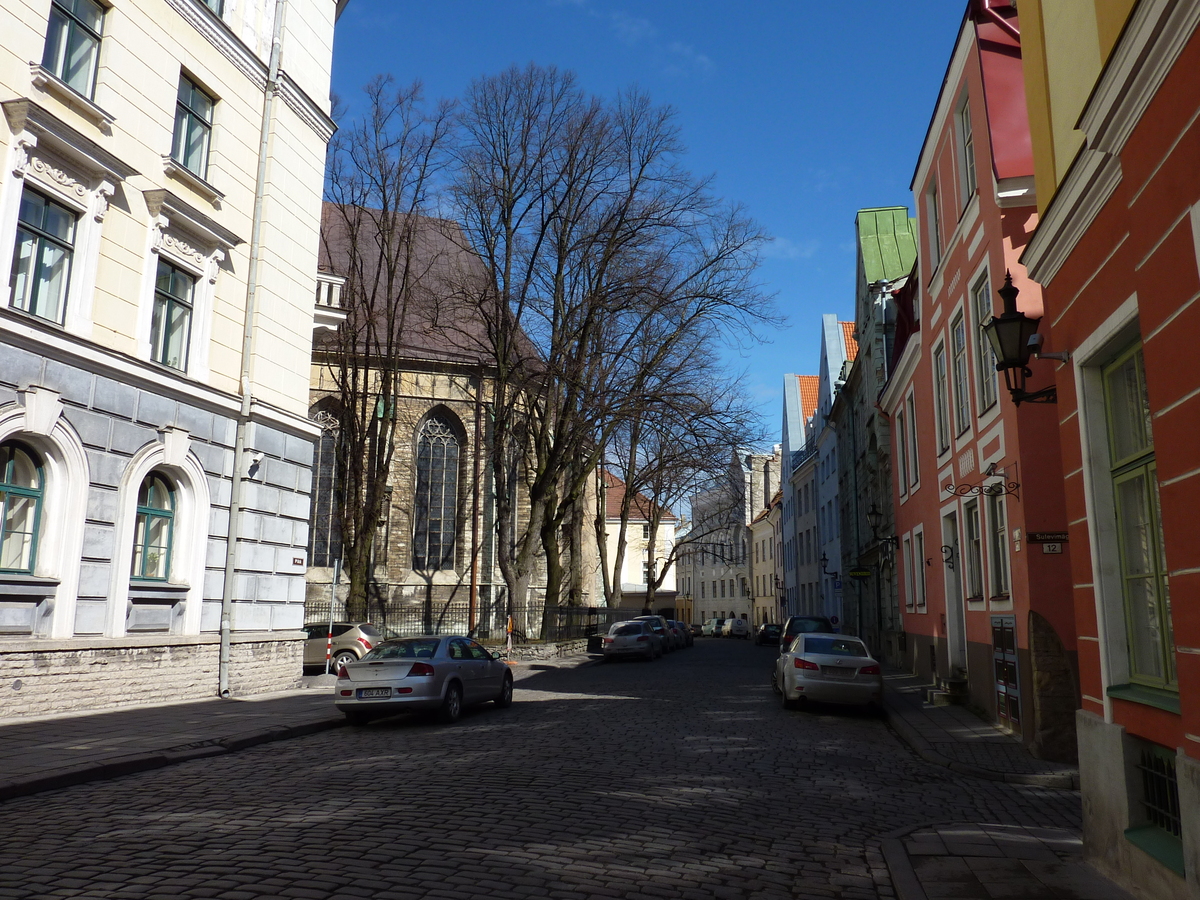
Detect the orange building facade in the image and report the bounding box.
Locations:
[1019,2,1200,896]
[881,4,1078,758]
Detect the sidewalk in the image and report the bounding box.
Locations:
[0,655,596,805]
[882,669,1080,789]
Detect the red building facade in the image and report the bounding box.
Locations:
[881,6,1078,758]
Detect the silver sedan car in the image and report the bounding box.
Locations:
[335,635,513,725]
[774,633,883,709]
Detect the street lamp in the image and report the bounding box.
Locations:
[866,503,899,554]
[981,271,1058,406]
[820,552,837,578]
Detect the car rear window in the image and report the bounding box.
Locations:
[787,617,832,634]
[363,638,441,660]
[611,623,644,636]
[358,625,382,637]
[803,636,868,657]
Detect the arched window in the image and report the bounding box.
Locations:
[0,442,44,573]
[131,473,174,581]
[413,413,459,571]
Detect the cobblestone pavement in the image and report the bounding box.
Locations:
[0,640,1085,900]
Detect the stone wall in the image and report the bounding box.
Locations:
[0,633,304,718]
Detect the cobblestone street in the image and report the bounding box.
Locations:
[0,640,1084,900]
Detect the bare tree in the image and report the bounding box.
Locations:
[449,64,775,620]
[317,78,453,619]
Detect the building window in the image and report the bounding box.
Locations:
[964,500,983,599]
[973,274,998,411]
[701,581,705,599]
[413,413,459,571]
[987,491,1009,598]
[308,411,342,568]
[42,0,104,98]
[903,536,914,610]
[642,523,650,539]
[915,530,926,607]
[173,75,214,178]
[952,312,970,435]
[131,473,174,580]
[202,0,224,14]
[896,410,908,495]
[720,579,726,598]
[151,259,194,370]
[0,443,44,573]
[905,392,919,488]
[925,181,941,274]
[957,96,976,207]
[1105,345,1174,688]
[10,188,76,324]
[934,343,950,454]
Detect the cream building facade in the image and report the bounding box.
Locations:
[0,0,343,716]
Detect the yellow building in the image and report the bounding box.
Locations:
[0,0,345,715]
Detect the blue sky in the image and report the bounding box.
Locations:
[330,1,965,442]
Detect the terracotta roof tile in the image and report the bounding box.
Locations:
[796,375,820,420]
[602,470,677,522]
[841,321,859,362]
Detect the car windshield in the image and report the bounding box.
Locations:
[611,623,643,636]
[763,625,780,634]
[803,637,869,657]
[362,638,441,660]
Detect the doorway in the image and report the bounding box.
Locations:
[943,513,967,677]
[991,615,1021,734]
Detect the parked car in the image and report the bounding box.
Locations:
[754,623,782,646]
[303,622,383,672]
[779,615,836,652]
[667,620,693,648]
[603,620,660,661]
[702,618,725,637]
[335,635,513,725]
[635,615,677,651]
[774,633,882,710]
[722,617,749,639]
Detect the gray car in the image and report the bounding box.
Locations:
[335,635,513,725]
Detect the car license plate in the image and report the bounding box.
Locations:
[820,666,854,679]
[358,688,391,699]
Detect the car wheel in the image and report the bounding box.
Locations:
[343,710,371,726]
[438,682,463,724]
[332,649,358,671]
[495,674,514,708]
[770,668,781,694]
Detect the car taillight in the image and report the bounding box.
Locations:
[636,635,650,642]
[337,664,349,679]
[357,637,373,650]
[408,662,435,676]
[794,658,819,670]
[859,664,881,675]
[602,637,614,643]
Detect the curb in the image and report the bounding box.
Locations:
[0,715,346,804]
[882,698,1079,790]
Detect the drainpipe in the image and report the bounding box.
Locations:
[469,367,483,633]
[219,0,289,698]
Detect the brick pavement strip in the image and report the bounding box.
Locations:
[0,641,1110,899]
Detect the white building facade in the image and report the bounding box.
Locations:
[813,315,855,628]
[0,0,343,715]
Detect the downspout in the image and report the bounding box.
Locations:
[979,0,1020,41]
[219,0,289,698]
[469,366,483,633]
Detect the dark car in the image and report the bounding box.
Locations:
[634,615,676,652]
[779,615,836,652]
[754,623,782,646]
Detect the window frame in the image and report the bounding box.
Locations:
[987,490,1010,600]
[933,341,951,455]
[951,311,971,436]
[956,94,976,209]
[973,273,999,413]
[9,187,77,325]
[150,257,196,371]
[905,391,920,490]
[0,442,46,575]
[42,0,105,100]
[172,73,215,179]
[130,473,175,582]
[412,412,461,572]
[964,499,983,600]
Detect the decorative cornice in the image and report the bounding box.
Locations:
[162,0,268,91]
[161,155,224,207]
[143,188,242,248]
[279,72,337,144]
[1021,150,1123,287]
[1080,0,1200,156]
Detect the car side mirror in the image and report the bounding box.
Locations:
[490,650,503,661]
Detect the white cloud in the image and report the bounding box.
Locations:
[762,236,820,261]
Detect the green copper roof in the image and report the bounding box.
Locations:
[857,207,917,283]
